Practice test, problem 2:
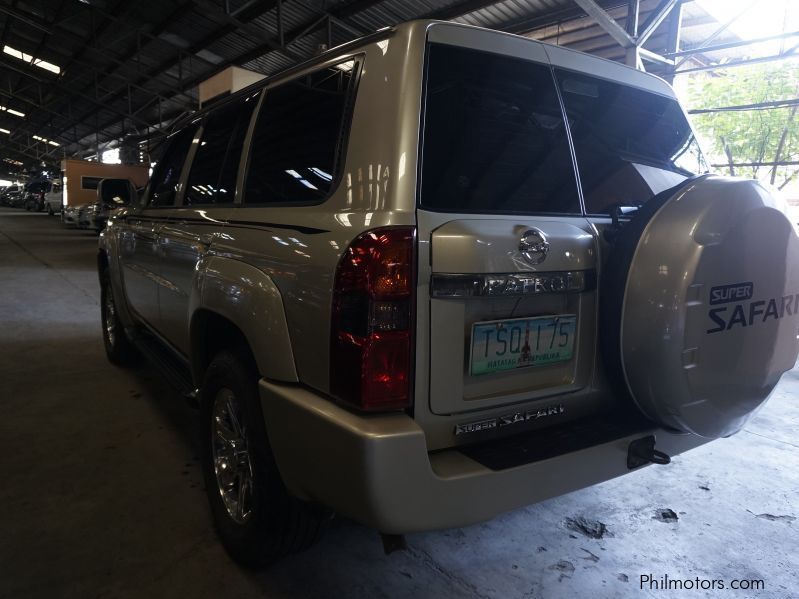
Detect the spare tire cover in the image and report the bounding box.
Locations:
[606,175,799,438]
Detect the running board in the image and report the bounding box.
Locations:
[132,332,199,408]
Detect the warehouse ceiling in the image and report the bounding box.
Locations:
[0,0,762,178]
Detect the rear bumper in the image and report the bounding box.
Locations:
[259,380,709,534]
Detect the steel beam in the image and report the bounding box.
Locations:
[4,0,204,146]
[625,0,639,37]
[191,0,303,61]
[637,0,679,46]
[44,0,282,150]
[666,30,799,58]
[710,161,799,168]
[689,98,799,114]
[639,47,673,66]
[573,0,636,48]
[0,5,53,34]
[499,0,630,35]
[676,50,799,74]
[421,0,508,20]
[1,138,51,162]
[0,57,162,131]
[675,0,758,69]
[661,0,682,83]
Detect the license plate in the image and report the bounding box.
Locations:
[470,315,577,376]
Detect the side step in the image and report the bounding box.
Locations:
[132,331,199,407]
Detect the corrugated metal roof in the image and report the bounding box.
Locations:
[0,0,778,169]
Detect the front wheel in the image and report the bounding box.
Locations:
[100,272,137,365]
[200,349,325,568]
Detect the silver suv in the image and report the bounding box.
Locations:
[98,20,799,567]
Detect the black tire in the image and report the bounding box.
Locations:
[47,204,54,216]
[200,349,325,568]
[100,272,138,365]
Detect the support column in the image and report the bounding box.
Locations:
[664,0,683,84]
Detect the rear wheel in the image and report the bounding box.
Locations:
[200,349,325,568]
[100,272,137,365]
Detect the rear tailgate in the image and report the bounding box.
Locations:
[416,38,600,422]
[422,213,597,415]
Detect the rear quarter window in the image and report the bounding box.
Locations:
[242,60,357,205]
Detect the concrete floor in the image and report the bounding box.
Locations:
[0,206,797,599]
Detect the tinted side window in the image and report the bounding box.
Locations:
[420,44,580,215]
[185,94,257,206]
[243,62,355,204]
[555,70,708,214]
[149,125,197,207]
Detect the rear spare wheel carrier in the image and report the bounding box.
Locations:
[601,175,799,438]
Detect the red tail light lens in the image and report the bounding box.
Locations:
[331,227,415,411]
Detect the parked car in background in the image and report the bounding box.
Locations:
[2,185,25,208]
[98,20,799,568]
[20,180,50,211]
[77,204,94,229]
[7,190,27,208]
[44,180,63,215]
[23,192,42,211]
[61,200,98,229]
[62,204,81,226]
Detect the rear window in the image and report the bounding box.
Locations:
[555,69,708,214]
[419,44,580,215]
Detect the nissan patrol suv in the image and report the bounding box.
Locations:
[98,20,799,567]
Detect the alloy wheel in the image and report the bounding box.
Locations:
[104,284,117,347]
[211,388,254,525]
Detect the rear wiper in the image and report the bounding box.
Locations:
[604,202,642,243]
[605,202,641,220]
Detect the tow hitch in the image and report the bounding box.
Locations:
[627,435,671,469]
[380,533,408,555]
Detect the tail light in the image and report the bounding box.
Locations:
[331,227,415,411]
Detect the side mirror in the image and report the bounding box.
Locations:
[97,178,137,207]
